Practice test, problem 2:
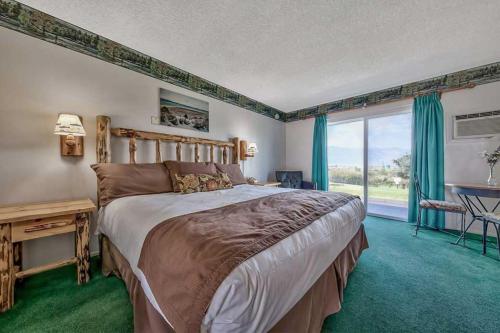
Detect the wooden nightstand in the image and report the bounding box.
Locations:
[255,182,282,188]
[0,199,95,312]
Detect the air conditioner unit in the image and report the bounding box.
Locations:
[453,110,500,139]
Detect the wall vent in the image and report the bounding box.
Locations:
[453,110,500,139]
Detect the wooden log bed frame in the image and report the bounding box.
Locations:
[94,115,252,331]
[93,115,369,332]
[96,115,240,166]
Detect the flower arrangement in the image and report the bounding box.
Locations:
[480,145,500,186]
[480,146,500,167]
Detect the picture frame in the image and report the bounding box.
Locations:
[159,88,209,132]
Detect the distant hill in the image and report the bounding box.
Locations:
[328,146,410,167]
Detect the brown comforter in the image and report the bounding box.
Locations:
[137,190,358,333]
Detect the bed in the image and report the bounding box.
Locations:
[94,116,368,333]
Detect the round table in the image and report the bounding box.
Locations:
[446,183,500,255]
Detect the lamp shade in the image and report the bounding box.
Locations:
[247,142,258,155]
[54,114,86,136]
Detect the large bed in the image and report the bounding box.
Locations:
[94,116,368,333]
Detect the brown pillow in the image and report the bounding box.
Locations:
[91,163,173,206]
[164,161,217,192]
[215,163,246,185]
[175,173,233,194]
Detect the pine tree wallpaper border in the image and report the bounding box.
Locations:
[285,61,500,122]
[1,0,500,123]
[0,0,285,121]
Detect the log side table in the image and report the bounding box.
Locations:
[0,198,95,312]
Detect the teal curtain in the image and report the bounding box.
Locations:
[408,92,445,229]
[312,115,329,191]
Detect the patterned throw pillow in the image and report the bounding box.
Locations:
[175,173,233,194]
[218,173,233,189]
[175,174,200,194]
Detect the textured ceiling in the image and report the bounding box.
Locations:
[21,0,500,112]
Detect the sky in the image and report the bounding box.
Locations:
[328,113,412,167]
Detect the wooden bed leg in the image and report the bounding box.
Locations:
[0,224,13,312]
[75,213,90,284]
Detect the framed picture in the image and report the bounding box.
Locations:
[159,89,209,132]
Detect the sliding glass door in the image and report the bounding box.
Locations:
[328,111,412,220]
[367,113,412,220]
[327,120,364,203]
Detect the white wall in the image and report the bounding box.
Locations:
[0,28,285,268]
[442,83,500,185]
[285,84,500,233]
[442,83,500,233]
[285,117,315,181]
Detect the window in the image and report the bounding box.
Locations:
[328,111,412,220]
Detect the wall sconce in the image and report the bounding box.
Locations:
[240,140,258,160]
[54,113,86,156]
[247,142,258,156]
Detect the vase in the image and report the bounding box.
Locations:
[487,165,497,186]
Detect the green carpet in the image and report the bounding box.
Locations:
[0,260,133,332]
[322,216,500,333]
[1,216,499,332]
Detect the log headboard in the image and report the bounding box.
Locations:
[95,115,240,165]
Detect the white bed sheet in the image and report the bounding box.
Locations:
[98,185,365,333]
